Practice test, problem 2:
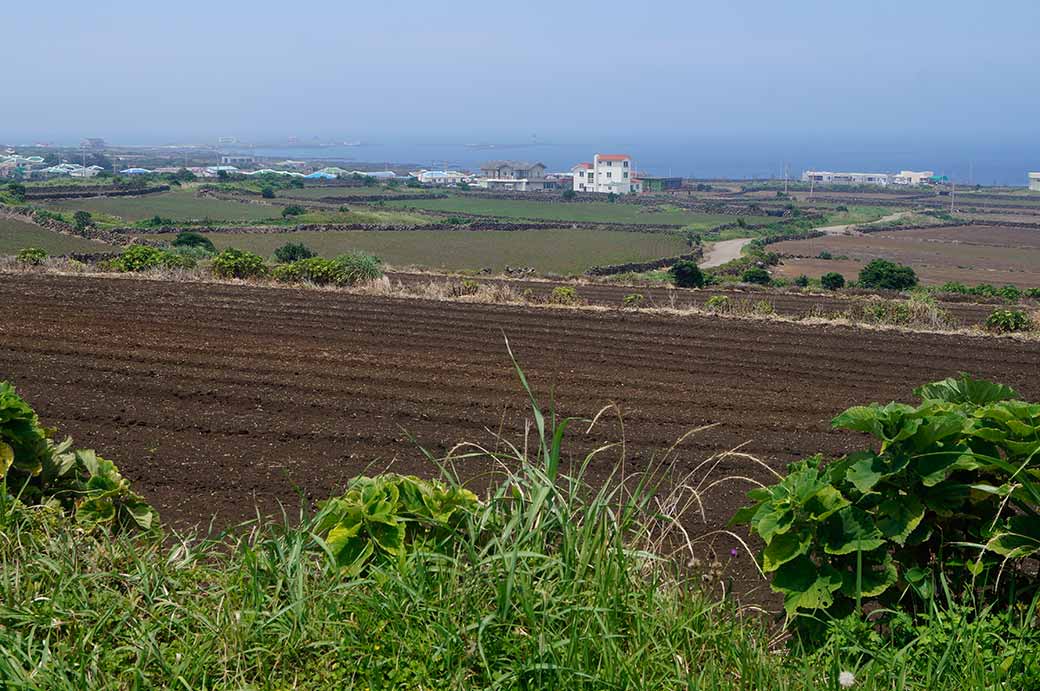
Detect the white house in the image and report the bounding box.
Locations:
[571,154,640,194]
[416,170,467,186]
[801,171,891,186]
[478,160,548,191]
[1030,172,1040,192]
[892,170,935,186]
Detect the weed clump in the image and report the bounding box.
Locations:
[211,248,268,279]
[985,309,1032,333]
[16,247,48,266]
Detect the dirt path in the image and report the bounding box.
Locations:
[698,212,912,268]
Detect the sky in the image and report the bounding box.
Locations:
[3,0,1038,146]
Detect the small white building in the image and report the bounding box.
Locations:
[220,154,257,166]
[1029,172,1040,192]
[571,154,640,194]
[416,170,467,186]
[892,170,935,186]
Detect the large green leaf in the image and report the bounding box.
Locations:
[368,519,407,558]
[875,494,924,545]
[914,374,1018,405]
[845,451,908,494]
[752,505,794,544]
[823,507,885,555]
[805,485,850,521]
[762,530,811,572]
[0,441,12,477]
[914,447,974,487]
[772,556,843,616]
[986,516,1040,559]
[833,402,920,448]
[839,552,898,599]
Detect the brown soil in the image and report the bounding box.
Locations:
[2,273,1038,601]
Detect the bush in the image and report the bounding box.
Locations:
[622,293,644,308]
[741,267,771,285]
[998,284,1022,303]
[548,286,580,305]
[16,247,48,266]
[139,215,175,228]
[114,245,195,272]
[670,259,705,288]
[261,186,275,199]
[733,375,1040,637]
[281,205,306,218]
[211,248,269,280]
[705,295,730,313]
[985,309,1032,333]
[817,250,833,260]
[272,242,317,263]
[6,182,26,201]
[794,274,810,288]
[0,381,156,531]
[172,231,215,253]
[821,272,846,290]
[752,300,774,315]
[271,252,382,286]
[561,189,576,200]
[858,258,918,291]
[72,210,93,231]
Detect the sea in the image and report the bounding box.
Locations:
[228,133,1040,187]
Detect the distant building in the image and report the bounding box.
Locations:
[1030,172,1040,192]
[478,160,548,191]
[119,168,153,175]
[892,170,935,186]
[217,137,239,145]
[572,154,639,194]
[638,176,683,192]
[416,170,467,186]
[801,170,892,186]
[220,154,257,166]
[80,138,107,150]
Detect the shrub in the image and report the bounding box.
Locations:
[670,259,705,288]
[139,215,175,228]
[561,189,576,200]
[794,274,810,288]
[858,258,918,291]
[272,242,317,263]
[261,186,275,199]
[16,247,48,266]
[114,244,195,272]
[821,272,845,290]
[752,300,774,315]
[548,286,580,305]
[72,210,93,231]
[0,381,156,531]
[271,252,382,286]
[172,231,215,253]
[1025,287,1040,299]
[998,284,1022,303]
[622,293,644,308]
[281,205,306,218]
[985,309,1032,333]
[705,295,730,313]
[6,182,26,201]
[211,248,269,280]
[732,375,1040,635]
[741,267,771,285]
[938,281,969,294]
[817,250,833,260]
[315,474,480,575]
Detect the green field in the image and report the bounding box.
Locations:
[277,187,441,200]
[44,189,284,223]
[0,217,117,254]
[384,196,772,227]
[142,228,688,274]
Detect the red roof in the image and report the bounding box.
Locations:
[596,154,630,161]
[573,162,593,169]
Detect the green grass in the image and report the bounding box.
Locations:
[42,188,284,223]
[265,208,433,226]
[140,228,689,274]
[384,195,773,228]
[275,186,441,200]
[0,217,117,254]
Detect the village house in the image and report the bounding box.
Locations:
[571,154,641,194]
[478,160,548,191]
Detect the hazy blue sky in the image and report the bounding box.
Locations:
[3,0,1037,143]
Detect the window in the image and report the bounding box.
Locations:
[606,172,612,178]
[623,161,629,167]
[623,172,628,178]
[604,160,612,166]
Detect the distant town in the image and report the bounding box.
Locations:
[2,138,1037,193]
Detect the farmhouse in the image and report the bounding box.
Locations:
[220,154,257,166]
[572,154,640,194]
[1030,172,1040,192]
[892,170,935,186]
[477,160,549,191]
[801,170,892,186]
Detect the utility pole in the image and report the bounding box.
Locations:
[809,176,815,200]
[950,180,955,213]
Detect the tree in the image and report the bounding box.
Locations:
[72,211,93,231]
[741,267,771,285]
[670,260,705,288]
[7,182,26,201]
[561,189,576,201]
[858,258,918,291]
[607,192,618,203]
[821,272,845,290]
[261,187,275,199]
[281,205,306,218]
[172,231,215,252]
[794,274,810,288]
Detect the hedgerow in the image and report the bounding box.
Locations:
[114,244,196,272]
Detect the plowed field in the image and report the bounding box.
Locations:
[3,272,1037,530]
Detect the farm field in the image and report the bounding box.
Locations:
[384,195,773,227]
[2,272,1037,538]
[772,224,1040,287]
[43,188,284,222]
[141,228,689,273]
[276,187,443,200]
[0,216,117,253]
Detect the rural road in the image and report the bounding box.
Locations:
[698,212,911,268]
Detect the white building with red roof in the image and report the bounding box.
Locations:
[571,154,641,194]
